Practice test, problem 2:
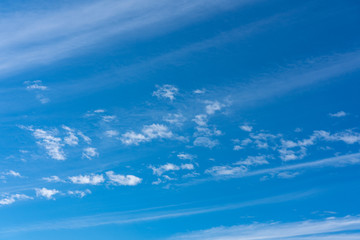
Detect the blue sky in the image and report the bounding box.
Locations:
[1,0,360,239]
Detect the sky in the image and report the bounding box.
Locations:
[0,0,360,239]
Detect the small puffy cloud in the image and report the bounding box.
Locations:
[205,100,223,115]
[193,137,219,148]
[69,174,104,185]
[192,114,208,126]
[121,131,148,145]
[149,163,194,176]
[23,127,66,161]
[193,89,205,94]
[277,171,300,179]
[164,113,186,126]
[150,163,179,176]
[121,124,174,146]
[35,188,60,200]
[105,130,119,137]
[102,115,116,122]
[106,171,142,186]
[42,175,64,183]
[205,165,247,176]
[329,111,347,117]
[68,189,91,198]
[153,84,178,101]
[5,170,21,177]
[233,145,243,151]
[177,153,196,160]
[25,80,47,91]
[24,80,49,104]
[235,155,270,166]
[0,194,32,205]
[62,125,79,146]
[240,125,253,132]
[82,147,99,160]
[180,163,194,170]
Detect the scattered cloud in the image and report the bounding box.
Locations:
[153,84,178,101]
[82,147,99,160]
[68,189,91,198]
[22,126,66,161]
[0,194,32,206]
[193,137,218,148]
[329,111,347,117]
[121,124,174,145]
[177,153,196,160]
[204,100,223,115]
[205,165,247,176]
[42,176,64,183]
[240,124,253,132]
[35,188,60,200]
[105,130,119,137]
[4,170,22,178]
[164,113,186,126]
[106,171,142,186]
[235,155,270,166]
[193,89,206,94]
[69,174,105,185]
[149,163,195,176]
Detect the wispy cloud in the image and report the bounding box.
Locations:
[0,0,250,77]
[329,111,347,117]
[0,190,314,233]
[169,215,360,240]
[105,171,142,186]
[0,194,32,206]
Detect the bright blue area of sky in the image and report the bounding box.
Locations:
[0,0,360,239]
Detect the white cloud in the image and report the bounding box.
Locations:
[192,114,208,126]
[94,109,105,113]
[68,189,91,198]
[235,155,269,166]
[329,111,347,117]
[120,131,148,145]
[314,130,360,144]
[105,130,119,137]
[0,194,32,205]
[25,80,47,91]
[24,127,66,161]
[42,176,64,183]
[121,124,174,145]
[77,131,92,144]
[35,188,60,200]
[170,215,360,240]
[277,171,300,179]
[164,113,186,126]
[193,89,205,94]
[153,84,178,101]
[205,165,247,176]
[69,174,104,185]
[5,170,21,177]
[180,163,194,170]
[142,124,173,139]
[204,100,223,115]
[62,125,79,146]
[193,137,218,148]
[233,145,243,151]
[106,171,142,186]
[102,115,116,122]
[240,124,253,132]
[149,163,195,176]
[177,153,196,160]
[82,147,99,160]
